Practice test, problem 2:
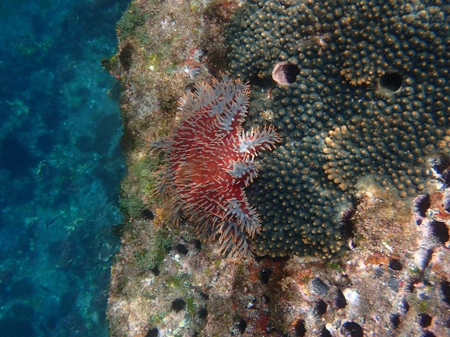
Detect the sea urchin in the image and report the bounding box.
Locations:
[158,75,279,261]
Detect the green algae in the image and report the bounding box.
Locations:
[148,310,168,326]
[325,260,342,272]
[167,272,191,290]
[134,227,172,271]
[120,154,162,219]
[117,3,146,39]
[185,295,197,317]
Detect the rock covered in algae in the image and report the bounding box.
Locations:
[106,0,450,336]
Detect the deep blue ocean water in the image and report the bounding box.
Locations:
[0,0,129,336]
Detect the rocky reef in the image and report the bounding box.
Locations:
[107,0,450,336]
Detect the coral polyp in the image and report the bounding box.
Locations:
[160,76,279,261]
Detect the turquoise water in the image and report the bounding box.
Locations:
[0,0,129,336]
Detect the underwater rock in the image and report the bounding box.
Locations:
[107,1,450,336]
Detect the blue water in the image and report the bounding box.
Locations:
[0,1,129,336]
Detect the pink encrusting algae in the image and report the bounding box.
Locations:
[160,75,279,261]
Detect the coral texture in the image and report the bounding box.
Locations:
[227,0,450,258]
[160,76,278,261]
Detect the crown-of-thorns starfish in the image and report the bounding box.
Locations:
[158,75,279,261]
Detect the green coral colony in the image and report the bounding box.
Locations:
[226,1,450,258]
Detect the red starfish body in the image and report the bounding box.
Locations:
[166,76,278,261]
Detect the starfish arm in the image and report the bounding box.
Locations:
[226,160,260,187]
[223,197,260,237]
[238,125,280,156]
